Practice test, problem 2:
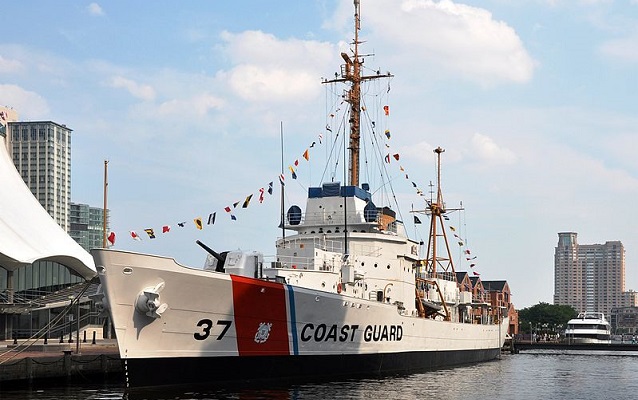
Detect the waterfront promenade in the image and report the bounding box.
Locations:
[514,340,638,352]
[0,338,122,388]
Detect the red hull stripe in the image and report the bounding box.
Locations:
[231,275,290,356]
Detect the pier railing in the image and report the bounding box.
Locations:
[0,282,99,307]
[11,311,104,341]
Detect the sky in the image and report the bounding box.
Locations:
[1,0,638,309]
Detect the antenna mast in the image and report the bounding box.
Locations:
[423,147,456,277]
[280,122,286,241]
[103,160,108,248]
[323,0,392,187]
[413,147,463,321]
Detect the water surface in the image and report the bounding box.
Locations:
[3,351,637,399]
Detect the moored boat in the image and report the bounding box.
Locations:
[92,0,510,390]
[564,312,611,344]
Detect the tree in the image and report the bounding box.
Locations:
[517,302,577,333]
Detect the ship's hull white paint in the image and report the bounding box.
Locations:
[94,249,508,389]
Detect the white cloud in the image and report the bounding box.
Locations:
[108,76,156,101]
[533,144,638,202]
[579,0,612,4]
[224,64,319,102]
[399,140,436,163]
[539,0,612,5]
[0,55,23,73]
[157,93,224,117]
[466,132,517,165]
[600,34,638,63]
[219,30,335,102]
[87,3,105,16]
[582,158,638,193]
[0,84,49,118]
[331,0,535,85]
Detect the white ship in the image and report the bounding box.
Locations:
[564,312,611,344]
[92,0,509,389]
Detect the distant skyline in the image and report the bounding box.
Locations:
[1,1,638,308]
[555,232,626,315]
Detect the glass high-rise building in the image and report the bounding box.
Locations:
[7,121,71,231]
[70,202,109,251]
[554,232,625,316]
[1,121,106,340]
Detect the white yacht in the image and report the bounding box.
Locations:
[565,312,611,344]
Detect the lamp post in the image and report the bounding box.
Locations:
[542,323,548,341]
[76,300,80,354]
[530,321,533,344]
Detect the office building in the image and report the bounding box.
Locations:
[621,290,638,308]
[610,306,638,335]
[1,119,105,340]
[70,202,109,251]
[554,232,625,315]
[7,121,72,231]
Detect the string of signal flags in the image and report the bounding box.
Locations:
[106,132,325,247]
[105,104,480,275]
[376,107,481,276]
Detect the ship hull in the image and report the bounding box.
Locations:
[93,249,507,389]
[565,337,611,344]
[124,349,500,388]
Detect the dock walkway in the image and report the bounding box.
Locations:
[514,341,638,352]
[0,338,122,388]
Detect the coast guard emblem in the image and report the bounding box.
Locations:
[254,322,272,344]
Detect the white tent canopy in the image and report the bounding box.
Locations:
[0,137,96,280]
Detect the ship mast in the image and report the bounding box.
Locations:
[323,0,392,187]
[424,147,457,278]
[414,147,462,321]
[103,160,108,248]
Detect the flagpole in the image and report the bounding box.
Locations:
[280,122,286,241]
[103,160,108,248]
[343,117,349,258]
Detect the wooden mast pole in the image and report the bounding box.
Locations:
[432,147,443,275]
[349,0,361,187]
[322,0,392,188]
[103,160,108,248]
[280,122,286,241]
[416,146,466,321]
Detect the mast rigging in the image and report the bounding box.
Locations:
[323,0,392,188]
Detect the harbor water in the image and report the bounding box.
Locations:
[2,350,638,399]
